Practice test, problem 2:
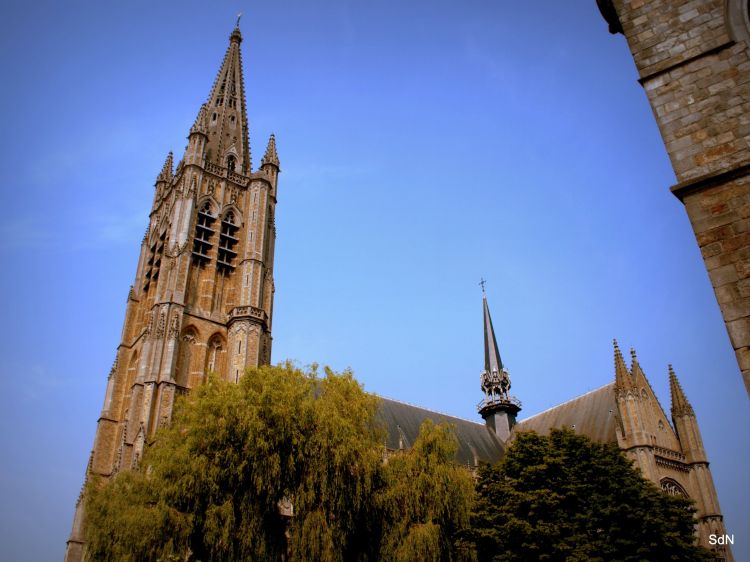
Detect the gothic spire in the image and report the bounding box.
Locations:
[190,103,209,137]
[202,22,251,174]
[669,365,694,417]
[613,339,632,390]
[157,151,173,183]
[261,133,280,168]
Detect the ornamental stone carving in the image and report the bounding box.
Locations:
[168,311,181,340]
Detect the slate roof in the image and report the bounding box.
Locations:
[513,383,618,444]
[376,397,505,465]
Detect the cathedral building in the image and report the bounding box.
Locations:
[66,20,733,562]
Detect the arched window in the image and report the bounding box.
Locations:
[192,201,216,265]
[205,334,226,377]
[226,154,236,172]
[660,478,688,498]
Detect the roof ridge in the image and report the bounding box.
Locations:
[374,393,486,427]
[518,382,614,423]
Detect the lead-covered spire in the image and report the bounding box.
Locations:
[477,285,520,440]
[483,291,504,377]
[202,22,251,174]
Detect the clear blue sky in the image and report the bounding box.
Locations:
[1,1,747,560]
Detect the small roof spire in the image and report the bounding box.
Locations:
[261,133,280,168]
[157,151,173,183]
[669,365,694,417]
[613,339,632,390]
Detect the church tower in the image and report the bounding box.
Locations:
[477,288,521,442]
[65,22,280,561]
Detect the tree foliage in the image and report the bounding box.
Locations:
[84,363,473,561]
[378,419,475,562]
[467,429,712,562]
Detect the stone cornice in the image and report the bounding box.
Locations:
[671,161,750,202]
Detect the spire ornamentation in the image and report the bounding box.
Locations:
[157,151,173,183]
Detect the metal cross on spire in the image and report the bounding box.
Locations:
[479,278,487,293]
[236,12,243,28]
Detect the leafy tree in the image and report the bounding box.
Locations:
[378,419,476,562]
[84,363,475,562]
[466,429,712,562]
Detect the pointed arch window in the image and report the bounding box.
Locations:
[192,201,216,265]
[218,210,239,274]
[660,478,688,498]
[226,154,236,173]
[206,334,226,376]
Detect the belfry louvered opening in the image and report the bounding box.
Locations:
[218,211,239,274]
[192,201,216,265]
[143,230,166,291]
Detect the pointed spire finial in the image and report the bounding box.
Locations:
[157,151,174,183]
[479,277,487,294]
[613,339,632,390]
[261,133,280,168]
[190,104,209,137]
[230,15,243,43]
[669,364,694,417]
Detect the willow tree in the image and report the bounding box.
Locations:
[84,363,475,561]
[468,429,712,562]
[378,420,476,562]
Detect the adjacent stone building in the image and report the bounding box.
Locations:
[66,17,734,562]
[598,0,750,395]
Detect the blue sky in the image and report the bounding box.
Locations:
[1,1,748,560]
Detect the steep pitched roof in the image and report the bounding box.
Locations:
[376,397,505,465]
[513,383,618,444]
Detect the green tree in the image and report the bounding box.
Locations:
[467,429,712,562]
[378,419,476,562]
[84,363,475,562]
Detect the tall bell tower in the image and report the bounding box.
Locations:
[65,22,280,561]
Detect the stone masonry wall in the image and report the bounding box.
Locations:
[608,0,750,394]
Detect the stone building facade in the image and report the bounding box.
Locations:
[64,24,280,561]
[598,0,750,395]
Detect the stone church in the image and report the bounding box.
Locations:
[66,20,733,562]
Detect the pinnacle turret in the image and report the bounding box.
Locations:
[261,133,280,168]
[613,339,632,390]
[669,365,694,417]
[157,151,173,183]
[630,347,647,385]
[190,104,209,137]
